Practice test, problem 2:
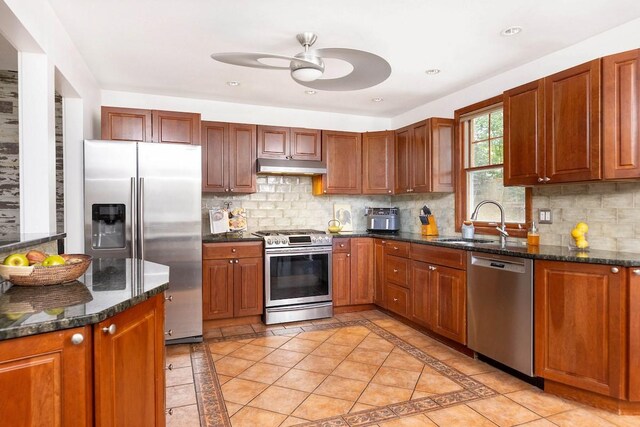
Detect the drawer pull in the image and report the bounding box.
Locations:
[633,269,640,276]
[229,259,233,264]
[393,246,399,250]
[393,298,398,302]
[71,333,84,345]
[346,254,351,257]
[235,259,239,263]
[393,269,399,273]
[167,363,174,370]
[611,267,620,274]
[165,295,173,302]
[340,243,345,248]
[429,266,436,271]
[167,408,174,416]
[102,324,117,335]
[231,248,236,253]
[166,329,173,336]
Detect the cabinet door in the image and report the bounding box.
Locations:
[410,260,431,327]
[411,121,432,193]
[630,268,640,401]
[202,121,229,192]
[385,283,410,317]
[94,295,165,427]
[394,126,411,193]
[317,131,362,194]
[374,239,386,307]
[603,49,640,180]
[350,238,374,304]
[101,106,152,141]
[430,265,466,344]
[544,60,602,183]
[203,259,234,319]
[430,118,454,192]
[291,128,322,161]
[504,80,545,186]
[0,327,92,427]
[362,131,394,194]
[233,257,264,317]
[151,110,201,145]
[257,125,290,159]
[228,123,257,193]
[332,251,351,306]
[535,261,626,399]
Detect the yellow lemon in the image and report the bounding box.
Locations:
[571,228,584,239]
[576,222,589,234]
[575,239,589,249]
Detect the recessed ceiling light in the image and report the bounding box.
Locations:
[501,26,522,36]
[372,97,384,102]
[305,90,317,95]
[226,81,240,86]
[425,69,441,75]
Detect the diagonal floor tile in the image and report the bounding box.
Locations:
[292,394,355,421]
[295,354,342,375]
[274,368,327,392]
[221,378,268,405]
[383,348,426,372]
[332,360,379,382]
[314,375,369,401]
[357,383,413,407]
[279,337,322,353]
[214,356,255,376]
[505,389,576,417]
[371,366,421,389]
[237,362,290,384]
[426,404,496,426]
[230,406,287,427]
[467,395,540,427]
[228,343,275,361]
[247,385,309,415]
[260,348,307,367]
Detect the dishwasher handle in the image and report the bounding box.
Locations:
[470,254,527,274]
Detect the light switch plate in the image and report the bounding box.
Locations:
[539,208,552,224]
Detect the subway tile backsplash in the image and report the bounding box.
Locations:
[202,176,640,253]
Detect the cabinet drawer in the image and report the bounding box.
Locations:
[333,239,351,253]
[385,241,411,258]
[203,242,263,259]
[385,255,410,288]
[385,283,409,317]
[411,243,466,269]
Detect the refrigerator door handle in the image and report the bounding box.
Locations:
[131,177,137,260]
[139,177,145,260]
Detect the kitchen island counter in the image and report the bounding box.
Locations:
[0,258,169,340]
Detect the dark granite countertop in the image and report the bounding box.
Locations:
[0,258,169,340]
[332,231,640,267]
[0,232,66,252]
[202,232,264,243]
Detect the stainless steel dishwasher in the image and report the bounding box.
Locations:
[467,251,534,376]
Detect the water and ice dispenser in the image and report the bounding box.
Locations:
[91,204,126,249]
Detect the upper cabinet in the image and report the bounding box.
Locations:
[362,131,394,194]
[603,49,640,180]
[101,106,200,145]
[394,118,454,194]
[313,131,362,194]
[257,126,322,161]
[202,121,256,193]
[504,59,603,185]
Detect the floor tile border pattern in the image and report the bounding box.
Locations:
[196,319,500,427]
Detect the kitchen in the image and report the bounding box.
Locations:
[0,1,639,425]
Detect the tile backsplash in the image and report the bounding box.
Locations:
[202,176,640,253]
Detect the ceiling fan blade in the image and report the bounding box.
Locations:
[292,48,391,91]
[211,52,318,70]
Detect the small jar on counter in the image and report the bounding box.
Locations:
[527,222,540,246]
[461,220,475,239]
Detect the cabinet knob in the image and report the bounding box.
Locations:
[165,329,173,336]
[393,298,398,302]
[393,269,399,273]
[611,267,620,274]
[406,189,410,193]
[167,363,174,370]
[388,190,392,193]
[544,177,551,182]
[231,248,237,253]
[381,241,386,244]
[230,188,234,192]
[234,259,239,263]
[165,295,173,302]
[633,269,640,276]
[229,259,233,263]
[71,333,84,345]
[393,246,399,250]
[429,266,437,271]
[537,177,544,183]
[346,254,351,257]
[323,190,327,194]
[225,188,229,192]
[340,243,345,247]
[167,408,174,416]
[102,324,117,335]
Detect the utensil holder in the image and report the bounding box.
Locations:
[421,216,438,236]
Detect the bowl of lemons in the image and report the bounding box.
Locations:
[570,222,589,250]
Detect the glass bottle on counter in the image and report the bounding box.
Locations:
[527,221,540,246]
[461,220,474,239]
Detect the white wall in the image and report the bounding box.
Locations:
[101,90,390,133]
[391,17,640,127]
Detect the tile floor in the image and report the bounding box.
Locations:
[165,310,640,426]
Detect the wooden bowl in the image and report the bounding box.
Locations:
[5,255,92,287]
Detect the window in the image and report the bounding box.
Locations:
[455,96,531,237]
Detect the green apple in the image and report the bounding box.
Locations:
[41,255,66,267]
[3,253,29,266]
[44,308,64,316]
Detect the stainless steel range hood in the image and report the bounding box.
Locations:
[257,158,327,175]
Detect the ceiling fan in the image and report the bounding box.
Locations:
[211,32,391,91]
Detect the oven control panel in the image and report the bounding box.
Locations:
[264,234,332,248]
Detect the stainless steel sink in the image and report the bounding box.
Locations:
[433,237,495,245]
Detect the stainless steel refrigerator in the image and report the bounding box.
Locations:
[84,140,202,343]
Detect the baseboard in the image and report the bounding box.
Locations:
[545,380,640,415]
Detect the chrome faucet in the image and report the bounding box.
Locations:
[470,200,509,247]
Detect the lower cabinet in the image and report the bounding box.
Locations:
[630,268,640,401]
[535,261,626,399]
[202,242,264,319]
[373,239,386,307]
[0,294,165,427]
[384,283,410,317]
[332,238,374,307]
[94,295,166,427]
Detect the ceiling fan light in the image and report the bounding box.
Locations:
[291,67,323,82]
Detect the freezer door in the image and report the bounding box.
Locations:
[138,143,203,341]
[84,140,137,258]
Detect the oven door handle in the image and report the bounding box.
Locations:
[265,247,333,256]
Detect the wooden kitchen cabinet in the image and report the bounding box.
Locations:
[313,131,362,194]
[394,118,454,194]
[603,49,640,180]
[101,106,200,145]
[362,131,394,194]
[332,251,352,307]
[201,121,257,193]
[257,126,322,161]
[410,260,431,326]
[331,238,374,306]
[630,267,640,401]
[535,261,626,399]
[94,294,165,427]
[374,239,386,307]
[202,242,264,319]
[0,326,92,427]
[504,60,601,185]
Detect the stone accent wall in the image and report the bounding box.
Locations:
[55,93,64,233]
[0,70,19,235]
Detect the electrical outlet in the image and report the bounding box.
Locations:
[539,209,552,224]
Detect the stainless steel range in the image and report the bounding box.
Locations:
[253,229,333,325]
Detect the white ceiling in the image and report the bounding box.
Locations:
[48,0,640,117]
